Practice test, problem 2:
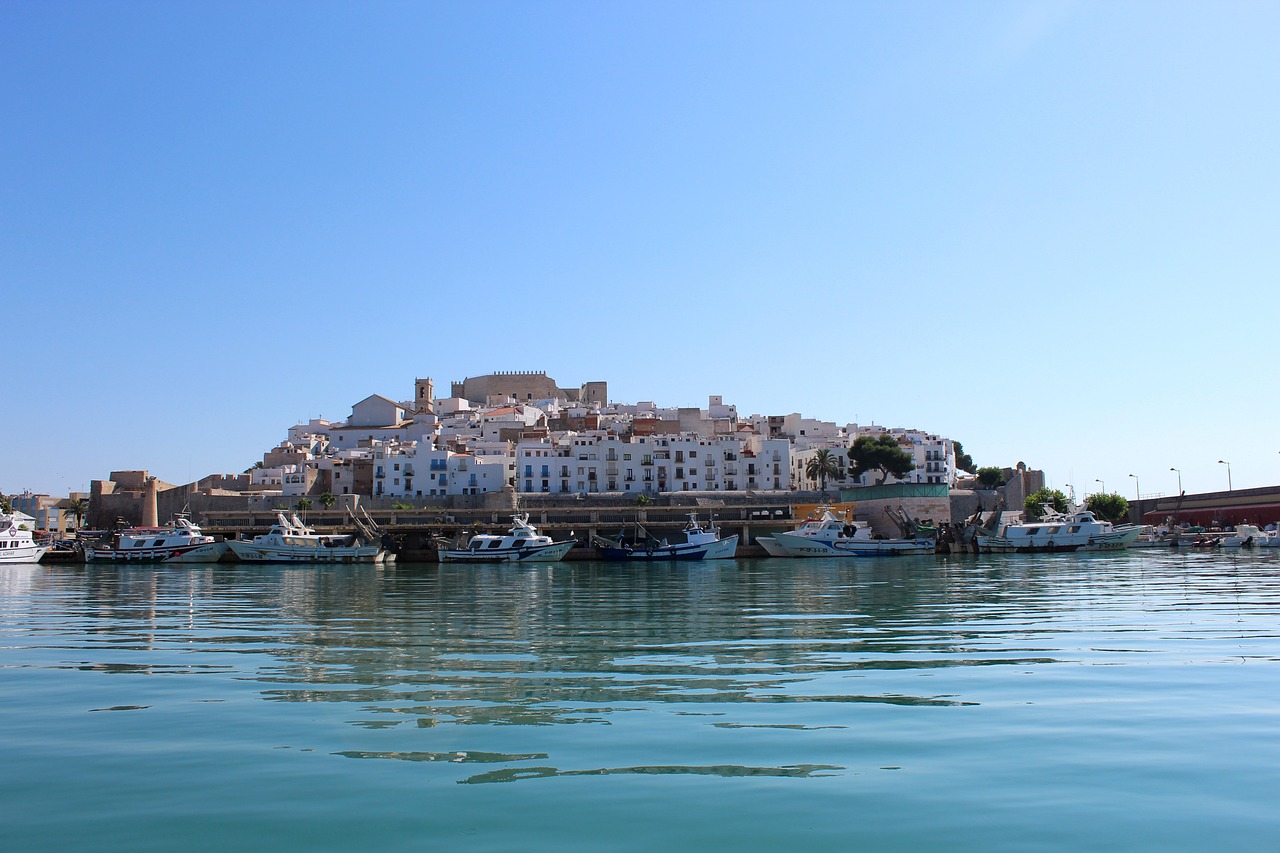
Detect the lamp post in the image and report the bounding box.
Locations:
[1095,478,1105,495]
[1170,467,1182,494]
[1063,483,1074,502]
[1217,460,1232,491]
[1129,473,1139,500]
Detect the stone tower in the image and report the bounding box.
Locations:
[414,377,435,414]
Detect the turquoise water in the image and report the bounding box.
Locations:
[2,552,1279,851]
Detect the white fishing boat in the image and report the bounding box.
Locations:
[0,515,47,563]
[770,506,932,557]
[86,514,228,563]
[227,513,388,563]
[975,505,1142,553]
[438,513,575,563]
[1222,524,1269,548]
[593,512,738,561]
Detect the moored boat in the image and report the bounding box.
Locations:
[770,506,932,557]
[1222,524,1268,548]
[438,513,575,563]
[86,514,228,563]
[975,505,1142,553]
[227,513,387,563]
[0,515,48,563]
[593,512,738,561]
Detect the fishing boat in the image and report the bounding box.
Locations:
[769,506,932,557]
[975,505,1142,553]
[0,515,48,563]
[86,514,229,563]
[1222,524,1269,548]
[438,513,575,563]
[227,512,389,563]
[592,512,738,561]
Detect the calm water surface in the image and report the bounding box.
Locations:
[2,551,1279,851]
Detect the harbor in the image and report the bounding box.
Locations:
[4,548,1280,851]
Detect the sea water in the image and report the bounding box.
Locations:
[2,551,1278,851]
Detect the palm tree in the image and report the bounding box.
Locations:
[66,498,88,530]
[805,449,841,498]
[296,498,313,516]
[319,492,336,509]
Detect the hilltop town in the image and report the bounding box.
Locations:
[11,370,1046,535]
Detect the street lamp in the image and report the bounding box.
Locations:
[1217,460,1232,491]
[1170,467,1182,494]
[1063,483,1074,502]
[1095,478,1105,494]
[1129,473,1139,500]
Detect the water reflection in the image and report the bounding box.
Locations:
[455,762,846,785]
[6,550,1280,788]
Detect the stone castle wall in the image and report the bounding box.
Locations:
[450,371,606,406]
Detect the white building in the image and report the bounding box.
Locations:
[514,431,790,494]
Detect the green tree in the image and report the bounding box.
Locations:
[296,498,313,513]
[0,494,11,514]
[1085,492,1129,524]
[320,492,336,509]
[847,435,915,486]
[65,498,88,529]
[1023,488,1068,521]
[805,449,841,497]
[976,467,1005,489]
[953,441,975,473]
[391,501,412,511]
[633,493,652,506]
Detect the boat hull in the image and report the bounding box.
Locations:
[772,531,930,558]
[226,540,383,563]
[755,536,792,557]
[437,540,574,563]
[163,542,231,563]
[0,545,48,563]
[976,526,1142,554]
[87,542,228,563]
[598,535,739,561]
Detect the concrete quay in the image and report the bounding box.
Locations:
[201,500,801,561]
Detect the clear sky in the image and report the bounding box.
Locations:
[3,1,1277,501]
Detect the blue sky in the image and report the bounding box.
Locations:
[3,1,1277,500]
